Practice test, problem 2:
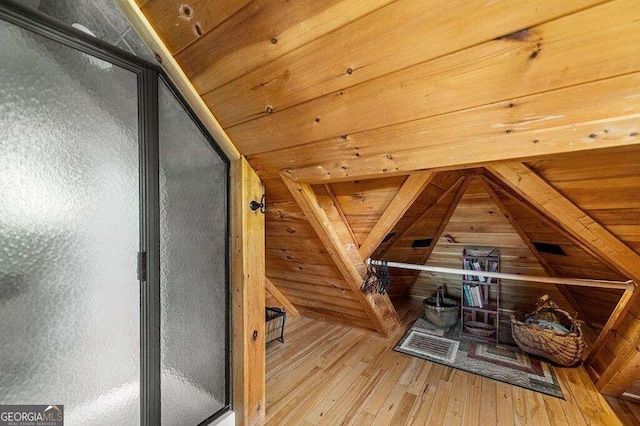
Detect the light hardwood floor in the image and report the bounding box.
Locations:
[265,299,622,425]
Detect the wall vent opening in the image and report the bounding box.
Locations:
[533,242,566,256]
[382,232,396,243]
[411,238,433,248]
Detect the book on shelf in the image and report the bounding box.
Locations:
[463,284,485,308]
[472,261,486,282]
[476,286,484,308]
[471,285,483,308]
[463,285,473,306]
[464,260,477,281]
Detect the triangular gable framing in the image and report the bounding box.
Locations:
[276,161,639,392]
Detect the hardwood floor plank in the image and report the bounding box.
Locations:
[406,362,432,396]
[371,382,408,425]
[306,362,368,424]
[442,371,467,425]
[342,369,389,426]
[388,391,417,426]
[496,381,516,426]
[511,385,531,425]
[542,394,569,426]
[479,378,498,425]
[408,384,438,425]
[424,379,453,425]
[461,373,482,425]
[266,299,625,425]
[317,373,370,425]
[527,390,552,426]
[363,356,410,416]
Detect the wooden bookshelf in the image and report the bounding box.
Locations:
[461,247,500,344]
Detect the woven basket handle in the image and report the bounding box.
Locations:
[570,319,585,333]
[436,286,445,307]
[534,294,559,320]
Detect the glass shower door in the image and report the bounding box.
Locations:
[0,18,141,425]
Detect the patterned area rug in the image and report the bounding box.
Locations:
[394,316,565,399]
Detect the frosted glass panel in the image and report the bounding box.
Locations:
[0,20,140,425]
[159,81,227,425]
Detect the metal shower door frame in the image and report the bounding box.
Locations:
[0,2,231,425]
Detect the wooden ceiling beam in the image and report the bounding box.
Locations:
[594,286,637,391]
[481,175,628,279]
[324,183,360,249]
[390,178,466,252]
[486,162,640,371]
[377,175,465,259]
[282,116,640,184]
[281,174,400,337]
[478,175,593,328]
[486,163,640,283]
[265,277,300,318]
[358,171,435,260]
[271,71,640,183]
[403,178,470,295]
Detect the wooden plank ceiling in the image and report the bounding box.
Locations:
[139,0,640,390]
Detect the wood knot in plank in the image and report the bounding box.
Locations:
[497,28,530,41]
[179,4,193,20]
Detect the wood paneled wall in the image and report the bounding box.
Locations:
[374,172,465,297]
[526,149,640,394]
[324,177,406,246]
[265,288,279,308]
[265,198,378,332]
[410,176,573,314]
[483,176,626,328]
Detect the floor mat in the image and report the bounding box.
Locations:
[394,316,565,399]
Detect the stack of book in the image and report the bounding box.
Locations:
[463,258,499,308]
[463,285,484,308]
[464,259,498,283]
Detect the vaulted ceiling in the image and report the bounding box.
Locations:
[136,0,640,391]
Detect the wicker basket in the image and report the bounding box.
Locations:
[465,321,496,337]
[266,307,286,344]
[510,295,586,366]
[423,286,459,329]
[464,247,496,257]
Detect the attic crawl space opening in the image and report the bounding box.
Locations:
[275,162,637,341]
